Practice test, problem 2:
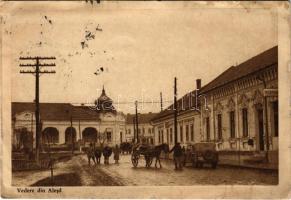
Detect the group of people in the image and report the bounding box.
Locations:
[86,142,185,170]
[86,143,120,165]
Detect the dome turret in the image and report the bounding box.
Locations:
[95,86,115,112]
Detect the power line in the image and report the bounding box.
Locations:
[19,56,56,164]
[70,100,173,105]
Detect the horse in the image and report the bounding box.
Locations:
[144,143,169,168]
[103,146,113,165]
[120,142,133,154]
[94,147,103,164]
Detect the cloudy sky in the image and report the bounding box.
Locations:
[5,2,277,113]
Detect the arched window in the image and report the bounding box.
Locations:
[42,127,59,144]
[65,127,77,144]
[82,127,97,143]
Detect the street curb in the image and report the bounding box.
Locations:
[218,163,278,171]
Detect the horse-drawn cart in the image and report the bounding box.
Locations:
[131,143,169,168]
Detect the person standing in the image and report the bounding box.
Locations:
[113,145,120,164]
[87,143,96,166]
[169,142,183,170]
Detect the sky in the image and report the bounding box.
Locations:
[4,2,277,114]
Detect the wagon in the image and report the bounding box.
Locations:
[131,144,153,168]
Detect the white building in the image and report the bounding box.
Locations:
[125,113,157,144]
[12,87,126,151]
[152,46,278,163]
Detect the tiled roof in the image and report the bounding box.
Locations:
[72,106,101,120]
[200,46,278,93]
[151,46,278,122]
[151,91,199,122]
[126,112,158,124]
[12,102,100,121]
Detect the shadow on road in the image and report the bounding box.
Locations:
[31,173,82,186]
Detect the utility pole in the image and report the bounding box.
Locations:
[160,92,163,111]
[70,114,74,155]
[257,75,270,163]
[78,119,81,152]
[174,77,178,144]
[133,116,136,143]
[19,56,56,164]
[135,101,139,143]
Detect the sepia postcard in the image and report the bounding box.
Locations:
[1,1,291,198]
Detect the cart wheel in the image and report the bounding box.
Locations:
[131,153,139,167]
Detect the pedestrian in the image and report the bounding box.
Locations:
[87,143,96,166]
[169,142,183,170]
[113,144,120,164]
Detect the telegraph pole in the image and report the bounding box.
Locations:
[174,77,178,144]
[257,75,270,163]
[135,101,139,143]
[19,56,56,164]
[160,92,163,111]
[133,116,136,143]
[70,114,74,155]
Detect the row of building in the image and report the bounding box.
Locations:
[12,46,278,159]
[12,87,156,151]
[152,46,278,155]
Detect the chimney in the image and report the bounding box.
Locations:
[196,79,201,90]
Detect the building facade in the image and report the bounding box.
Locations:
[152,46,278,160]
[151,92,201,148]
[199,46,278,153]
[125,113,157,144]
[12,87,126,151]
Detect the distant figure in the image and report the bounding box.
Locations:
[87,143,96,166]
[113,145,120,164]
[182,146,186,153]
[103,146,112,165]
[169,143,183,170]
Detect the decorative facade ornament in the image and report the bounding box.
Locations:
[238,94,249,108]
[215,101,224,114]
[252,89,264,105]
[226,98,235,111]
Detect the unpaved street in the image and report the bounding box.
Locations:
[13,154,278,186]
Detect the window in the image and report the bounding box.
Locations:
[170,128,173,144]
[106,131,112,142]
[158,130,161,143]
[128,129,131,135]
[273,101,278,137]
[180,125,183,142]
[206,117,210,141]
[190,124,194,141]
[148,128,151,134]
[229,111,235,138]
[120,132,123,143]
[242,108,248,137]
[161,130,164,143]
[142,127,145,134]
[166,129,169,144]
[217,114,222,140]
[186,125,189,141]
